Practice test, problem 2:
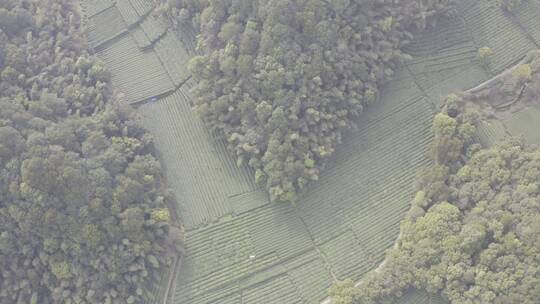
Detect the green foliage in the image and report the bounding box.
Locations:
[513,64,532,83]
[339,106,540,303]
[0,1,179,302]
[477,46,493,69]
[151,208,171,222]
[82,224,102,248]
[328,279,360,304]
[157,0,208,29]
[51,261,71,280]
[431,98,476,166]
[432,113,458,137]
[166,0,456,202]
[88,60,111,82]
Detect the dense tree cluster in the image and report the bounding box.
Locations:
[158,0,207,30]
[330,99,540,303]
[163,0,455,202]
[328,279,358,304]
[0,1,180,303]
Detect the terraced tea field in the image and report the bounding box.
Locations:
[505,106,540,145]
[80,0,540,303]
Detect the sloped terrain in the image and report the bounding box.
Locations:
[82,0,190,105]
[505,106,540,144]
[475,119,510,147]
[80,0,540,303]
[461,1,536,75]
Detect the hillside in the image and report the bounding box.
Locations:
[79,0,540,303]
[0,0,180,303]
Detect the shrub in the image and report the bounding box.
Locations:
[513,63,532,83]
[478,46,493,68]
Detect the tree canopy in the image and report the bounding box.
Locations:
[0,1,180,303]
[329,98,540,303]
[163,0,456,202]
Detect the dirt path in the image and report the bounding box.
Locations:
[465,51,539,94]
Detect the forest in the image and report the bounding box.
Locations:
[162,0,456,202]
[0,0,180,303]
[160,1,539,300]
[329,60,540,303]
[2,0,540,303]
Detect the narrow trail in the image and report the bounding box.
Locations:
[465,51,539,94]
